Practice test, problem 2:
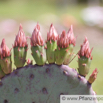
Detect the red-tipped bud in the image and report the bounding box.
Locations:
[78,37,93,58]
[14,24,27,47]
[57,31,69,48]
[67,25,76,46]
[31,23,44,46]
[1,39,11,58]
[88,68,98,84]
[47,23,58,41]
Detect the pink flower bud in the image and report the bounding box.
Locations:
[14,24,27,47]
[67,25,76,46]
[47,24,58,41]
[88,68,98,84]
[78,37,93,58]
[1,39,11,58]
[57,31,69,48]
[31,23,44,46]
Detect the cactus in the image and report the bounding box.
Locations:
[55,31,69,65]
[78,37,93,77]
[0,23,98,103]
[31,23,46,65]
[13,24,28,68]
[63,25,76,65]
[46,24,58,64]
[0,39,12,74]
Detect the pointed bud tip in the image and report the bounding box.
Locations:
[36,23,40,30]
[70,25,73,30]
[19,23,23,30]
[50,23,53,27]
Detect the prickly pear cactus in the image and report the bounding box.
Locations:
[13,24,28,68]
[0,23,98,103]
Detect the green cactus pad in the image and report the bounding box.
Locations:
[31,45,46,65]
[0,64,95,103]
[46,40,57,63]
[14,47,27,68]
[63,44,74,65]
[0,56,12,74]
[78,57,91,76]
[0,65,5,79]
[55,47,69,65]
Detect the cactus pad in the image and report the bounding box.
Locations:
[0,23,98,103]
[0,64,95,103]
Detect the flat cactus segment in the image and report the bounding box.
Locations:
[31,45,46,65]
[46,40,57,63]
[46,23,58,64]
[55,47,69,65]
[14,47,27,68]
[0,56,12,74]
[0,64,95,103]
[78,57,91,76]
[63,44,74,65]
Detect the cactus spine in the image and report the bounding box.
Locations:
[13,24,28,68]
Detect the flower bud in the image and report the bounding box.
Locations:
[88,68,98,84]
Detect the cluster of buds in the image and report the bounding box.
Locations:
[47,23,58,41]
[31,24,44,46]
[0,39,11,59]
[57,31,69,48]
[57,25,76,48]
[14,24,28,47]
[78,37,93,59]
[88,68,98,84]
